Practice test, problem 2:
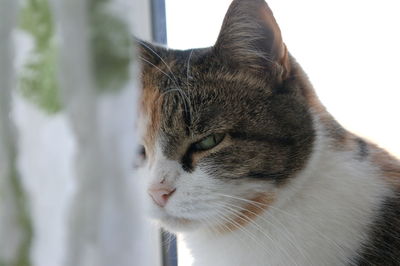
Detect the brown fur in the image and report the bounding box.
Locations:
[352,142,400,265]
[215,0,289,78]
[139,39,315,184]
[371,144,400,189]
[216,193,275,234]
[140,73,163,157]
[352,192,400,266]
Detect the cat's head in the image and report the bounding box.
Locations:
[137,0,315,233]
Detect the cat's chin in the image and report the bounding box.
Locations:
[147,205,202,232]
[158,215,201,233]
[149,210,202,232]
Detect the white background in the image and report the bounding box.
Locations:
[165,0,400,265]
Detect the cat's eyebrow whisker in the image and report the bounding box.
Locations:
[183,49,195,125]
[164,88,192,124]
[160,88,190,112]
[160,88,184,95]
[138,41,193,113]
[139,56,192,116]
[137,40,181,85]
[175,89,191,119]
[138,55,183,99]
[214,202,300,266]
[139,56,176,84]
[186,49,194,86]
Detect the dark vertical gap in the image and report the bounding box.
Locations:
[151,0,167,44]
[161,230,178,266]
[150,1,177,266]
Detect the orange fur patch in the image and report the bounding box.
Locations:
[216,193,275,234]
[141,79,162,157]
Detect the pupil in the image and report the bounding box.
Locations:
[139,145,146,159]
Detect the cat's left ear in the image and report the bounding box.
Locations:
[214,0,290,79]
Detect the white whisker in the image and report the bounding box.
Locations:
[139,56,176,83]
[137,40,180,85]
[212,209,269,265]
[214,202,300,266]
[215,193,344,254]
[139,56,192,115]
[186,49,194,86]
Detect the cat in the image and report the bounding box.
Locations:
[137,0,400,265]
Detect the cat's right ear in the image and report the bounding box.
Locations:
[214,0,290,79]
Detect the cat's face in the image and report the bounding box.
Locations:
[137,0,314,233]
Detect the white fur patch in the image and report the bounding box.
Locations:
[181,115,392,266]
[139,114,392,266]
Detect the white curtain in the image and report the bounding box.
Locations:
[0,0,160,265]
[0,1,32,265]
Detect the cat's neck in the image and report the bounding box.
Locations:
[182,116,392,266]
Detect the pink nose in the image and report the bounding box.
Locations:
[148,187,176,207]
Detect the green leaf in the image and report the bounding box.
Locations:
[18,0,61,114]
[89,0,131,92]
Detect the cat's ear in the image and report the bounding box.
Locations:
[214,0,289,78]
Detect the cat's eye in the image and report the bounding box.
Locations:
[134,145,146,168]
[193,133,225,151]
[138,145,146,160]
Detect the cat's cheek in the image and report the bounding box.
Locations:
[146,170,211,228]
[134,166,165,219]
[146,203,168,221]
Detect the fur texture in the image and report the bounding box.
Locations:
[137,0,400,265]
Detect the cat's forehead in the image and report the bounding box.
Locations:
[139,47,278,158]
[140,61,224,159]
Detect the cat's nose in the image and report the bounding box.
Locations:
[148,185,176,207]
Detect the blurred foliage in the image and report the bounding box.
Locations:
[19,0,132,106]
[89,0,132,92]
[0,146,32,266]
[10,159,33,266]
[19,0,61,113]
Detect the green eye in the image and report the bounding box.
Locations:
[194,133,225,151]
